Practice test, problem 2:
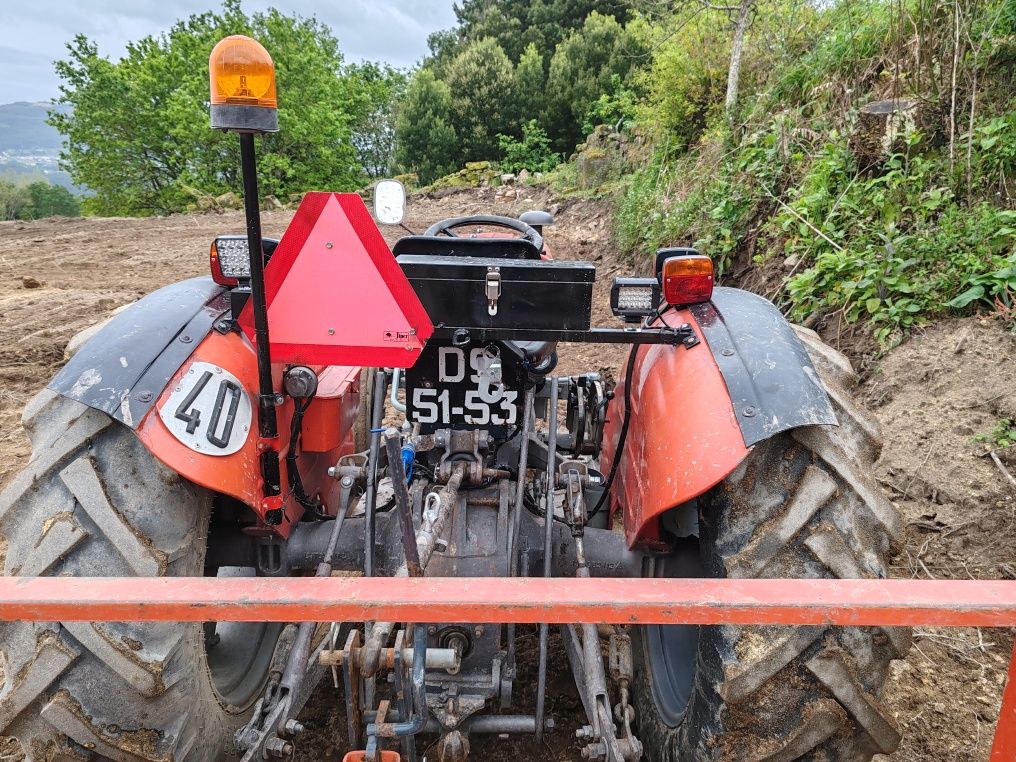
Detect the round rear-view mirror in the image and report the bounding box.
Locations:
[374,179,406,225]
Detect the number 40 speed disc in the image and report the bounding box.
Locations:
[158,361,253,456]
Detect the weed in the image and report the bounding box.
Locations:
[976,419,1016,449]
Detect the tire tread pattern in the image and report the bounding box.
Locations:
[633,332,910,761]
[0,390,230,762]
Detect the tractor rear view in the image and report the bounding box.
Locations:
[0,35,908,762]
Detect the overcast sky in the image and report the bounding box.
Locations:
[0,1,459,104]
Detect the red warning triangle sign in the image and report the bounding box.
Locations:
[239,192,432,367]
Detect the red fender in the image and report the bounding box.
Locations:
[136,329,363,538]
[601,309,751,549]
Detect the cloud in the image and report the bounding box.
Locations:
[0,0,457,103]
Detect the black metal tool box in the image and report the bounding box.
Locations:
[397,254,596,331]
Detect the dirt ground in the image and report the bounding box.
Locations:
[0,187,1014,761]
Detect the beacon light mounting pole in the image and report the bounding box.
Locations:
[208,35,284,514]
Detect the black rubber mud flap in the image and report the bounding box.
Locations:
[48,277,228,429]
[690,286,837,447]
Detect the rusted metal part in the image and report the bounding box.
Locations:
[535,376,560,742]
[364,370,389,578]
[343,629,363,749]
[319,646,460,672]
[369,627,427,738]
[358,466,467,676]
[385,434,422,578]
[274,477,356,737]
[557,457,640,760]
[4,577,1016,626]
[507,387,537,574]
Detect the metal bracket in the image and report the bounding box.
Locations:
[431,324,699,347]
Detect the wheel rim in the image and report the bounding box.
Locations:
[204,566,283,709]
[643,539,704,727]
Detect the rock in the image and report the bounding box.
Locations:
[500,173,516,185]
[262,195,284,211]
[517,169,531,183]
[21,276,42,289]
[572,124,640,190]
[214,191,242,209]
[850,99,943,172]
[429,163,498,191]
[393,172,419,189]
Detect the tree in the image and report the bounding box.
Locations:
[515,43,547,117]
[346,63,408,178]
[642,9,731,146]
[545,12,645,152]
[443,38,518,161]
[49,0,366,216]
[723,0,757,115]
[0,180,79,220]
[449,0,635,62]
[0,181,30,221]
[26,182,80,217]
[395,69,458,184]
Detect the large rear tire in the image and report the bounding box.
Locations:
[0,390,280,761]
[631,328,910,761]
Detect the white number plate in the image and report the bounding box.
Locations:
[158,362,253,455]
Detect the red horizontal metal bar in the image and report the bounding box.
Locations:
[2,576,1016,626]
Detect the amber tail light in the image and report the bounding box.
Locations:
[661,254,714,306]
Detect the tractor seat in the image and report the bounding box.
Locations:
[392,236,541,260]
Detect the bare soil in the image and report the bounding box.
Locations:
[0,188,1014,761]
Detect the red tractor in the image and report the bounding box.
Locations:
[0,36,907,762]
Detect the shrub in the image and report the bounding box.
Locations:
[498,120,561,174]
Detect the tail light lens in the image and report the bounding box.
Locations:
[662,254,714,306]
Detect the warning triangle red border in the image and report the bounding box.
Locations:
[238,192,433,367]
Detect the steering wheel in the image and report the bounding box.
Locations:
[423,215,544,254]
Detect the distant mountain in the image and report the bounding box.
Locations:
[0,101,67,152]
[0,102,79,191]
